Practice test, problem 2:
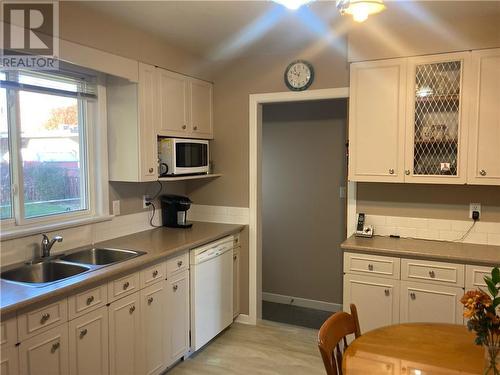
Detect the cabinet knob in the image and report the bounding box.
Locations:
[152,270,158,278]
[384,289,390,296]
[129,305,136,314]
[234,255,237,260]
[368,264,374,271]
[182,125,187,130]
[123,281,130,290]
[389,169,395,175]
[79,329,88,339]
[148,297,154,305]
[429,270,436,278]
[40,313,50,324]
[410,292,416,300]
[86,295,94,306]
[480,169,487,176]
[177,260,183,268]
[51,342,60,353]
[193,126,198,130]
[173,284,178,292]
[405,170,410,175]
[149,167,154,173]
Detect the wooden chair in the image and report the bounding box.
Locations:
[318,304,361,375]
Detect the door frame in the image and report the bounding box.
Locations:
[248,87,352,325]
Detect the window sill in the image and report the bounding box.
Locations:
[0,215,114,241]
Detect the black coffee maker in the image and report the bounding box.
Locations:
[160,195,193,228]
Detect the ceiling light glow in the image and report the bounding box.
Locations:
[336,0,386,22]
[272,0,314,10]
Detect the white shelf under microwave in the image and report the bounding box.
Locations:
[157,173,222,182]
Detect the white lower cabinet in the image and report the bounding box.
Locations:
[165,270,190,365]
[1,345,19,375]
[108,292,142,375]
[19,324,69,375]
[141,282,168,375]
[69,306,109,375]
[400,281,463,325]
[343,274,399,333]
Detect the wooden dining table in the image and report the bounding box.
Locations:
[342,323,485,375]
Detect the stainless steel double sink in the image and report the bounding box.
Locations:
[1,248,145,287]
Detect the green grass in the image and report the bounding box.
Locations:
[1,201,83,220]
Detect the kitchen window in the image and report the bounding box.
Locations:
[0,68,109,237]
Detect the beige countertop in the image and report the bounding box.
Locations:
[1,222,244,319]
[341,235,500,266]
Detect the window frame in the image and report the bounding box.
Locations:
[0,71,110,239]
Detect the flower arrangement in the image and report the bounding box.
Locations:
[461,267,500,375]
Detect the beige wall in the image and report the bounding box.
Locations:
[348,1,500,62]
[262,100,347,305]
[186,42,350,207]
[357,183,500,222]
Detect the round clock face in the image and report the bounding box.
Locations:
[284,60,314,91]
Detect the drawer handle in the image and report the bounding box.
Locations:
[177,260,183,268]
[123,281,130,290]
[51,342,60,353]
[129,305,136,314]
[182,125,187,130]
[152,270,159,278]
[40,313,50,324]
[429,270,436,278]
[480,169,487,176]
[410,292,416,300]
[173,284,178,292]
[193,126,198,131]
[86,295,94,305]
[148,297,154,305]
[389,169,394,175]
[368,264,374,271]
[79,329,88,339]
[384,289,390,296]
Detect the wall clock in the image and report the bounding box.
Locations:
[284,60,314,91]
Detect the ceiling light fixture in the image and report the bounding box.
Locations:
[272,0,315,10]
[336,0,386,22]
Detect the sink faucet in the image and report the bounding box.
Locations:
[41,234,63,258]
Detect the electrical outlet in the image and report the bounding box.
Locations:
[112,200,120,216]
[469,203,481,219]
[143,195,151,209]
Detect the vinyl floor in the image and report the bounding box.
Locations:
[167,321,326,375]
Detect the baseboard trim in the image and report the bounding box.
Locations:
[262,292,342,313]
[234,314,252,325]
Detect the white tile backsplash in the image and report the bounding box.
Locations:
[364,214,500,246]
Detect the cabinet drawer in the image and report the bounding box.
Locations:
[140,261,167,288]
[167,252,189,277]
[108,272,140,302]
[68,284,108,320]
[401,259,465,287]
[18,299,68,341]
[344,252,400,279]
[1,317,18,348]
[466,264,493,289]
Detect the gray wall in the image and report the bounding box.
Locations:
[262,100,348,305]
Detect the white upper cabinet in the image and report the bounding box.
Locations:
[157,69,190,136]
[190,79,213,138]
[405,52,470,184]
[348,49,497,186]
[467,48,500,185]
[348,59,407,182]
[157,68,213,140]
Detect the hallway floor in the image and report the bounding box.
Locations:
[262,301,333,329]
[168,321,325,375]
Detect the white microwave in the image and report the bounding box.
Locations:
[158,138,209,176]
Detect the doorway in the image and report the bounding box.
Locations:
[261,99,348,329]
[247,87,351,325]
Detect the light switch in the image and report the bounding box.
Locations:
[112,200,120,216]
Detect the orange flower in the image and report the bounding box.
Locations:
[461,290,492,318]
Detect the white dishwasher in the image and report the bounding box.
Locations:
[190,235,234,351]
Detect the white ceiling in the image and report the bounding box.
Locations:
[81,1,500,59]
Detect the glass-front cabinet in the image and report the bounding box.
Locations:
[404,52,470,183]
